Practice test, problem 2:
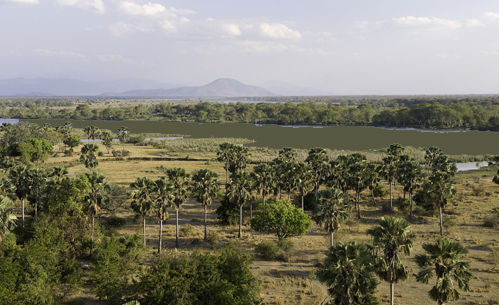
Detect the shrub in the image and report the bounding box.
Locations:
[206,231,220,248]
[484,215,499,228]
[373,184,388,198]
[255,241,281,260]
[97,151,104,157]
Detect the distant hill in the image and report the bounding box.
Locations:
[0,77,177,96]
[120,78,274,97]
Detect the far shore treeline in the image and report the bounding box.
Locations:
[3,96,499,130]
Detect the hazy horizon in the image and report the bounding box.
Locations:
[2,0,499,95]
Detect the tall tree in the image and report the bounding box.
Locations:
[296,162,314,211]
[313,188,351,247]
[84,171,110,254]
[118,126,129,155]
[8,164,28,227]
[191,169,220,240]
[305,147,329,201]
[398,159,423,219]
[100,131,113,154]
[165,167,190,248]
[416,238,472,305]
[429,171,456,236]
[251,163,274,208]
[154,177,173,253]
[227,169,252,238]
[382,155,398,211]
[130,177,156,247]
[217,142,235,184]
[367,217,415,305]
[26,166,49,218]
[317,241,379,305]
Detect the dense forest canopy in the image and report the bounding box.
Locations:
[2,96,499,130]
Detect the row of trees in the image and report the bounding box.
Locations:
[5,97,499,129]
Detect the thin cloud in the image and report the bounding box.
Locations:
[390,16,461,30]
[0,0,38,4]
[56,0,105,14]
[483,12,499,20]
[108,21,152,37]
[259,23,301,39]
[120,1,166,17]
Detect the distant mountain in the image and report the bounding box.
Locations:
[120,78,274,97]
[257,80,332,96]
[0,77,177,96]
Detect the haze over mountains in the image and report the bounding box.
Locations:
[0,77,326,97]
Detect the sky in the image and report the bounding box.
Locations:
[2,0,499,95]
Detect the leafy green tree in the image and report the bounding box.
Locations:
[191,169,220,240]
[26,166,50,218]
[416,238,472,305]
[367,217,415,305]
[17,137,53,164]
[63,135,80,155]
[84,171,110,254]
[165,167,190,248]
[313,189,351,247]
[92,235,143,305]
[130,177,156,247]
[305,147,329,201]
[100,131,113,153]
[0,196,16,241]
[137,245,261,305]
[317,241,379,305]
[153,178,173,253]
[251,199,311,240]
[80,143,100,168]
[227,169,252,238]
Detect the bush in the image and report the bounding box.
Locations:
[206,231,220,248]
[484,215,499,228]
[180,224,194,236]
[97,151,104,157]
[112,150,130,157]
[373,185,388,198]
[216,196,239,226]
[255,241,281,260]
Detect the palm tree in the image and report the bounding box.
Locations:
[217,142,235,184]
[229,145,250,173]
[0,195,17,241]
[84,171,110,254]
[80,143,99,169]
[8,164,28,227]
[26,166,49,218]
[387,143,404,158]
[227,169,252,238]
[398,159,423,219]
[425,146,444,173]
[346,154,368,219]
[429,171,455,236]
[296,162,314,211]
[118,126,129,155]
[251,163,274,208]
[191,169,220,240]
[165,167,190,248]
[313,188,351,247]
[365,162,381,205]
[382,155,398,211]
[130,177,156,247]
[305,147,329,201]
[84,125,101,140]
[317,241,379,305]
[154,177,173,253]
[367,217,415,305]
[416,238,472,305]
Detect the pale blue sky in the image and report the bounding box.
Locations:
[2,0,499,94]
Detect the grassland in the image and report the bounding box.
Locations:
[36,138,499,305]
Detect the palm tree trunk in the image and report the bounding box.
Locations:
[225,167,229,185]
[204,205,207,240]
[143,214,146,247]
[389,182,393,210]
[330,231,334,248]
[357,192,361,219]
[176,209,179,248]
[250,201,253,220]
[21,198,25,227]
[91,215,95,255]
[439,205,444,236]
[409,191,414,219]
[238,204,243,238]
[371,188,376,205]
[35,201,38,218]
[262,193,266,207]
[390,282,394,305]
[158,218,163,254]
[301,194,304,212]
[287,191,290,200]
